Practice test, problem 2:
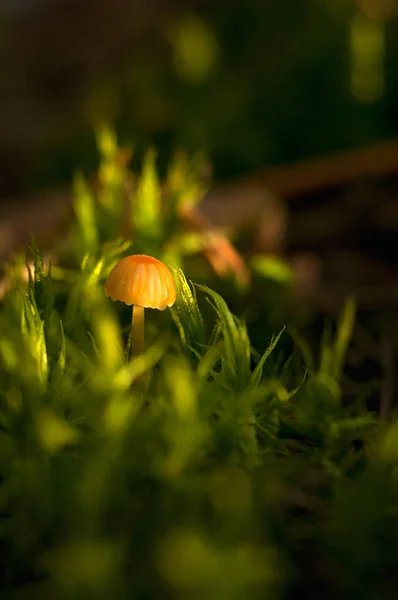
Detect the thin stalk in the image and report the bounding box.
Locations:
[131,305,145,356]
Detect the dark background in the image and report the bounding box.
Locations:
[1,0,398,199]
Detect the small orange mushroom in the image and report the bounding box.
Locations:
[104,254,177,356]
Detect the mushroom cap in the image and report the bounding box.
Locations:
[104,254,177,310]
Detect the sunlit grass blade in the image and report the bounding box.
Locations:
[332,296,356,382]
[250,255,294,284]
[167,149,209,211]
[72,171,99,256]
[133,148,162,247]
[319,321,333,377]
[36,408,78,453]
[64,256,107,327]
[50,320,66,386]
[196,284,251,387]
[29,235,45,317]
[251,327,286,387]
[90,302,123,373]
[170,268,205,350]
[96,123,118,159]
[288,326,314,372]
[28,236,55,328]
[96,335,171,400]
[96,125,131,221]
[196,343,222,382]
[17,287,49,387]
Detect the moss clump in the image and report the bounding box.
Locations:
[0,130,396,599]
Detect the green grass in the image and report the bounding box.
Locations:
[1,128,398,599]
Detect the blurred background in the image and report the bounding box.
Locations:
[1,0,398,198]
[2,0,398,334]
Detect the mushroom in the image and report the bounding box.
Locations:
[104,254,177,356]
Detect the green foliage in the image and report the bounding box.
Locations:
[196,284,251,390]
[0,135,396,599]
[72,172,99,257]
[133,149,163,251]
[170,268,205,351]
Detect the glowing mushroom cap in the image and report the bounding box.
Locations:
[104,254,177,310]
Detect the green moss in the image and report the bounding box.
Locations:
[0,130,396,599]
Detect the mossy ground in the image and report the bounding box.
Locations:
[1,129,397,599]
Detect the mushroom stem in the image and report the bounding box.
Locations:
[131,305,145,356]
